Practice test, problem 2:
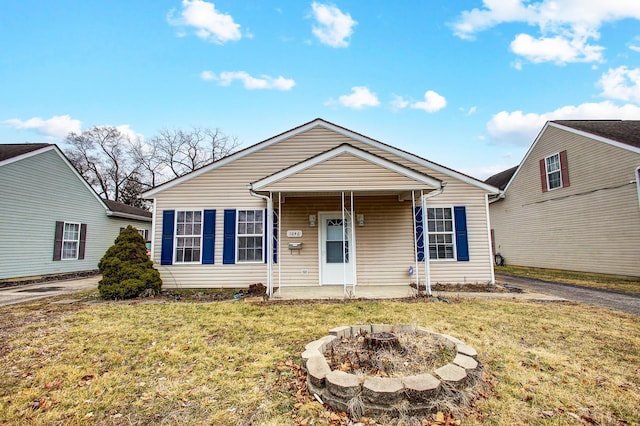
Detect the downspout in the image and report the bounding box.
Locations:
[250,188,273,297]
[421,183,446,296]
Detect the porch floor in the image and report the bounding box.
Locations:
[270,285,417,300]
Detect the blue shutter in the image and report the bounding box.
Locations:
[454,206,469,261]
[202,209,216,264]
[414,206,424,262]
[273,209,278,264]
[223,209,236,264]
[161,210,175,265]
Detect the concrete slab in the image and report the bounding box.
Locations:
[0,276,99,306]
[270,285,565,301]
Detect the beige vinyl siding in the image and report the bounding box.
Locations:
[263,153,433,192]
[490,125,640,277]
[0,149,150,280]
[152,126,495,287]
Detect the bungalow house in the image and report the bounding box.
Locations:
[487,120,640,277]
[142,119,500,296]
[0,143,152,281]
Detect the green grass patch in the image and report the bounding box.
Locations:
[496,265,640,296]
[1,298,638,425]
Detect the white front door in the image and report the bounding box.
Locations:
[319,213,354,285]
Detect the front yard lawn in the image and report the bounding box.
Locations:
[496,265,640,296]
[1,293,639,425]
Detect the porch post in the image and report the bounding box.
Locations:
[350,191,356,294]
[422,194,432,296]
[412,190,421,291]
[266,193,274,296]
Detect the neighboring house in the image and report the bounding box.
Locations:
[487,120,640,277]
[0,144,152,280]
[142,119,499,295]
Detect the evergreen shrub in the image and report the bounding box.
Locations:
[98,225,162,299]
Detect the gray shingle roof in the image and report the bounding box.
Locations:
[102,199,152,219]
[484,165,518,190]
[552,120,640,149]
[0,143,51,162]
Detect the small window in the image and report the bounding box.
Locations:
[62,222,80,260]
[175,210,202,263]
[545,153,562,190]
[237,209,263,262]
[138,228,149,241]
[427,207,455,260]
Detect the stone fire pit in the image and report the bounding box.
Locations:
[301,324,482,418]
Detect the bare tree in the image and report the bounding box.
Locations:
[65,126,139,203]
[65,126,240,207]
[149,127,240,178]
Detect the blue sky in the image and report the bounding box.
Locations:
[2,1,640,179]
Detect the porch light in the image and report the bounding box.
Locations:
[309,214,316,227]
[357,214,365,226]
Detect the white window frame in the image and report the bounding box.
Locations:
[61,222,81,260]
[174,210,203,264]
[545,152,562,190]
[426,207,456,261]
[236,209,264,263]
[138,229,149,241]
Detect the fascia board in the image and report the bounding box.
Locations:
[251,144,441,190]
[0,145,55,167]
[549,122,640,155]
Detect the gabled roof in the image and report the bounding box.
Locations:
[142,118,499,198]
[103,199,152,221]
[251,143,441,191]
[551,120,640,149]
[498,120,640,195]
[484,165,517,190]
[1,143,150,222]
[0,143,52,164]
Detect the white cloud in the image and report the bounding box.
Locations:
[337,86,379,109]
[200,70,216,80]
[3,115,82,139]
[114,124,144,142]
[598,66,640,103]
[390,95,409,111]
[487,101,640,145]
[168,0,241,45]
[453,1,640,64]
[510,32,604,64]
[311,2,357,48]
[204,71,295,90]
[411,90,447,113]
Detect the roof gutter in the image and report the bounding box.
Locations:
[249,188,274,297]
[419,182,446,296]
[106,210,153,222]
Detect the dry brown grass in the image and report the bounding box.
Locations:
[0,292,638,425]
[496,265,640,295]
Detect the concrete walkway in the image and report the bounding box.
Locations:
[0,276,99,306]
[495,273,640,316]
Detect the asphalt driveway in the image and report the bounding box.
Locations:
[0,276,99,306]
[495,273,640,316]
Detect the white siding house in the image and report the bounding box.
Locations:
[143,119,500,295]
[487,120,640,277]
[0,144,152,281]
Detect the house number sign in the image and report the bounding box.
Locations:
[287,230,303,238]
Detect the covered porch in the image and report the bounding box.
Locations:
[249,144,445,298]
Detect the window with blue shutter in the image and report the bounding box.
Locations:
[161,210,175,265]
[223,209,236,264]
[414,206,425,262]
[453,206,469,261]
[202,209,216,264]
